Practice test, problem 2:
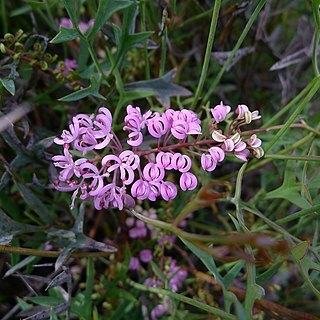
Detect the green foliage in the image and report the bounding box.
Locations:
[0,1,319,319]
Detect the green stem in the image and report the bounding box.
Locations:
[262,78,318,128]
[87,41,108,82]
[1,0,7,34]
[127,279,237,319]
[140,0,150,79]
[45,1,57,31]
[276,204,320,225]
[313,29,320,76]
[264,154,320,162]
[159,26,167,76]
[203,0,267,104]
[232,165,264,318]
[264,78,320,152]
[191,0,221,109]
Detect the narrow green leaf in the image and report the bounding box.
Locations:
[83,258,94,319]
[28,296,64,307]
[88,0,133,39]
[150,260,167,283]
[50,26,79,43]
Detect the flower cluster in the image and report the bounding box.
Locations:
[52,102,263,210]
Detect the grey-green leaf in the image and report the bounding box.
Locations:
[124,69,191,108]
[58,78,106,102]
[50,26,79,43]
[0,78,15,95]
[16,183,54,224]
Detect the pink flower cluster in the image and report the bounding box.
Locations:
[52,103,263,210]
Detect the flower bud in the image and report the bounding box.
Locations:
[0,43,6,54]
[40,61,48,71]
[13,53,21,60]
[230,132,241,144]
[14,42,24,52]
[211,130,226,142]
[253,147,264,159]
[33,42,42,53]
[4,33,14,44]
[15,29,24,39]
[244,111,252,124]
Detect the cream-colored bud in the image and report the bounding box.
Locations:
[211,130,226,142]
[253,147,264,159]
[244,111,252,124]
[0,43,6,54]
[230,132,241,143]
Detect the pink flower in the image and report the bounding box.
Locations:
[209,147,225,162]
[201,154,217,172]
[93,183,126,210]
[139,249,152,263]
[143,163,165,182]
[179,172,197,191]
[131,179,150,200]
[247,134,262,148]
[54,117,80,145]
[151,304,168,320]
[156,152,173,170]
[234,149,250,162]
[129,257,140,271]
[52,148,76,181]
[211,101,231,123]
[62,59,78,76]
[60,18,73,29]
[221,138,235,151]
[160,181,177,201]
[171,153,192,172]
[147,115,169,138]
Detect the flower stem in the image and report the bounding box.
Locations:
[202,0,267,104]
[190,0,221,110]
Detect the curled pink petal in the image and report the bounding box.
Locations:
[235,149,250,162]
[143,163,165,182]
[171,153,192,172]
[160,181,177,201]
[179,172,197,191]
[211,101,231,123]
[156,152,173,170]
[208,147,225,162]
[222,139,234,152]
[201,154,217,172]
[131,179,150,200]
